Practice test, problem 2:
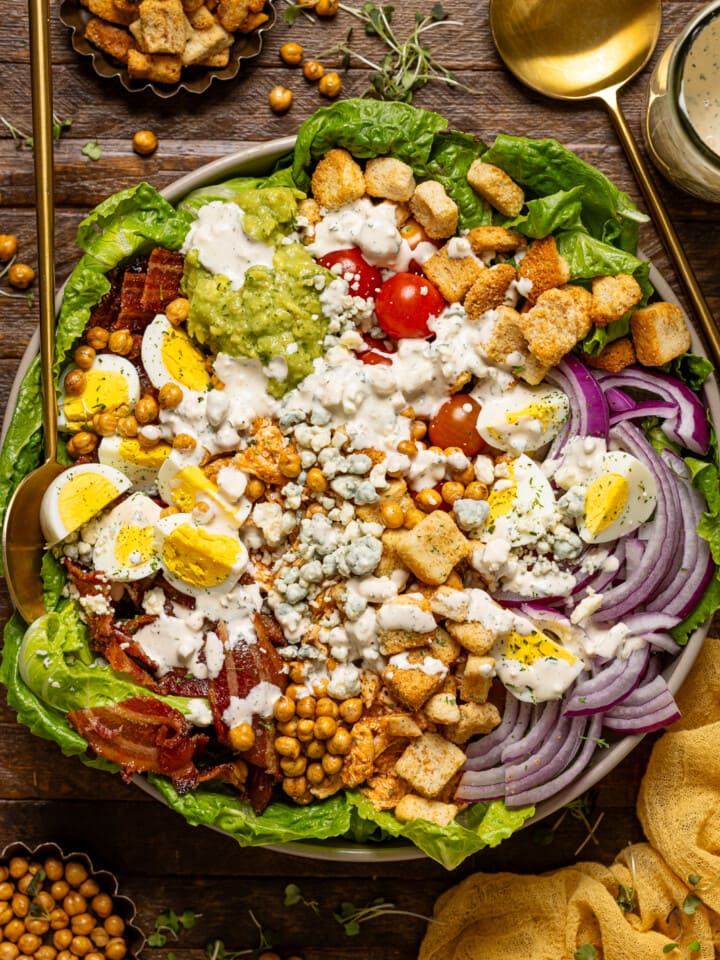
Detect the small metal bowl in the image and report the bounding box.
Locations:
[59,0,276,99]
[0,841,144,957]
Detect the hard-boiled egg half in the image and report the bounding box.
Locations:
[576,450,657,544]
[58,355,140,432]
[155,513,248,597]
[91,493,162,581]
[485,454,557,547]
[141,315,211,396]
[157,451,251,528]
[474,383,569,454]
[492,619,584,702]
[98,434,172,490]
[40,463,132,545]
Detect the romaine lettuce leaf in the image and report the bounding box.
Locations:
[505,186,585,238]
[419,130,490,229]
[178,167,298,219]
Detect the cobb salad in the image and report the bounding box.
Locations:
[1,100,718,869]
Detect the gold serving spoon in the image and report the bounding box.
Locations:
[489,0,720,368]
[2,0,65,623]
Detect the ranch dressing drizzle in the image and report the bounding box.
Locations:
[681,13,720,156]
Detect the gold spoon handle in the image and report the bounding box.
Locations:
[600,87,720,369]
[29,0,58,465]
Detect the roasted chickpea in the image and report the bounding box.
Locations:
[73,345,96,370]
[441,481,465,505]
[306,761,325,785]
[315,697,338,718]
[279,41,303,65]
[339,698,363,724]
[11,894,29,918]
[285,683,305,701]
[296,719,315,742]
[305,467,327,493]
[85,954,103,960]
[17,935,41,956]
[103,918,124,940]
[50,883,69,903]
[0,234,18,262]
[245,478,265,501]
[313,715,337,740]
[49,909,69,931]
[273,696,295,723]
[403,506,426,529]
[228,723,255,753]
[280,755,307,777]
[134,395,159,425]
[464,481,488,500]
[279,449,302,478]
[410,419,428,440]
[132,130,158,156]
[70,936,92,957]
[289,663,306,684]
[158,382,183,410]
[416,487,443,512]
[321,753,343,775]
[0,943,19,960]
[268,85,293,113]
[84,327,109,351]
[137,429,161,450]
[66,433,99,462]
[0,867,7,883]
[36,948,58,960]
[276,718,298,737]
[275,736,301,760]
[92,413,118,437]
[88,895,111,921]
[56,950,74,960]
[63,369,86,397]
[62,893,86,918]
[282,776,310,803]
[165,298,189,326]
[172,433,196,452]
[116,416,138,439]
[396,439,418,457]
[318,71,342,98]
[107,329,132,356]
[89,930,108,949]
[52,930,73,951]
[7,263,35,289]
[315,0,338,13]
[104,938,126,960]
[34,891,55,913]
[296,696,316,719]
[25,918,50,936]
[327,728,352,755]
[305,739,325,760]
[379,500,404,529]
[5,919,25,941]
[0,883,13,901]
[302,59,324,82]
[71,914,95,937]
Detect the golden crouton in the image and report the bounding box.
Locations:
[182,21,232,64]
[376,529,410,580]
[341,721,375,788]
[467,160,525,217]
[364,157,416,203]
[467,225,525,257]
[238,10,268,31]
[138,0,186,53]
[464,263,517,320]
[631,301,691,366]
[518,236,571,304]
[446,701,501,744]
[430,585,469,621]
[446,620,495,656]
[483,304,550,386]
[311,148,366,211]
[297,197,322,226]
[182,0,205,10]
[84,17,135,63]
[409,180,458,240]
[80,0,138,26]
[199,48,231,67]
[395,511,471,587]
[421,244,486,303]
[590,273,643,327]
[127,48,183,82]
[394,732,466,798]
[215,0,251,31]
[379,617,435,655]
[424,689,461,725]
[394,794,459,827]
[460,655,494,703]
[429,627,461,666]
[582,337,636,373]
[382,651,446,711]
[187,3,216,28]
[520,285,593,367]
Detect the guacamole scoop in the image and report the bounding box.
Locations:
[181,188,331,397]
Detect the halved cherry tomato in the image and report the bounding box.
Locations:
[358,350,393,366]
[316,248,382,299]
[375,273,445,340]
[428,394,485,455]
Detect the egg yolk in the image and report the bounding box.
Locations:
[115,525,156,568]
[58,473,122,533]
[487,462,517,522]
[161,326,210,392]
[63,370,130,427]
[504,629,577,667]
[168,465,239,524]
[118,438,172,469]
[162,523,241,588]
[584,473,629,535]
[506,400,556,430]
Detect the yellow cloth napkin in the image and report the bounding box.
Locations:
[419,636,720,960]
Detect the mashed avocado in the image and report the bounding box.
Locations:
[182,188,331,397]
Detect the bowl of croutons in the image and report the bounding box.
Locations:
[60,0,276,97]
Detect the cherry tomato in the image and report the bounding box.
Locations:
[428,394,485,455]
[316,248,382,299]
[362,334,396,354]
[358,350,392,366]
[374,273,445,340]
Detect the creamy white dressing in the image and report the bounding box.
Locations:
[182,200,275,289]
[377,599,436,633]
[681,14,720,155]
[222,681,283,728]
[387,651,448,677]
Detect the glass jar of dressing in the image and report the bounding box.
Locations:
[645,0,720,201]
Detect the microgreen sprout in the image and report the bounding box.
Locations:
[532,792,605,856]
[333,897,436,937]
[204,911,279,959]
[0,113,72,149]
[283,882,320,914]
[81,140,103,161]
[281,0,316,24]
[147,908,200,947]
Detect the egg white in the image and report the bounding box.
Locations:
[91,493,162,581]
[58,354,140,432]
[98,434,173,491]
[141,315,211,397]
[485,454,557,548]
[474,383,569,454]
[40,463,133,545]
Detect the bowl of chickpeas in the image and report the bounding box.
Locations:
[0,843,143,960]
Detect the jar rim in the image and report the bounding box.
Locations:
[671,2,720,165]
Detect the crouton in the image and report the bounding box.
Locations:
[446,701,502,744]
[429,627,461,666]
[84,17,135,63]
[424,690,461,725]
[464,263,517,320]
[409,180,458,239]
[394,794,459,827]
[520,285,593,366]
[467,160,525,217]
[460,655,494,703]
[364,157,416,203]
[198,48,231,67]
[518,236,571,304]
[237,10,268,31]
[297,197,322,226]
[215,0,251,31]
[445,620,495,656]
[187,3,216,28]
[80,0,138,26]
[467,225,525,257]
[590,273,643,327]
[483,304,550,386]
[182,0,204,10]
[137,0,186,53]
[582,337,636,373]
[182,20,232,64]
[394,203,411,227]
[394,732,466,798]
[631,301,691,366]
[395,511,471,586]
[384,715,423,738]
[421,243,486,303]
[127,47,183,82]
[376,529,410,580]
[430,585,470,621]
[382,651,446,711]
[311,148,366,211]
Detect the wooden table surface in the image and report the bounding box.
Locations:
[1,1,719,957]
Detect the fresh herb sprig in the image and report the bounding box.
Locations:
[204,911,278,958]
[532,792,605,856]
[284,882,320,914]
[333,897,435,937]
[147,908,200,947]
[0,113,72,149]
[328,2,465,103]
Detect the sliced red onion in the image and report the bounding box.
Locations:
[609,401,677,426]
[621,612,682,633]
[604,686,675,721]
[547,355,609,441]
[601,703,681,734]
[645,632,683,654]
[501,700,562,764]
[505,713,603,807]
[623,538,645,582]
[571,542,625,597]
[605,387,637,413]
[463,695,532,766]
[505,713,588,796]
[563,646,649,716]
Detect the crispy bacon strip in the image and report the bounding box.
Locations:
[156,669,209,698]
[67,696,205,793]
[63,558,114,640]
[88,266,123,330]
[115,264,154,331]
[140,248,185,313]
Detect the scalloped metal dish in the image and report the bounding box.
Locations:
[2,139,718,863]
[59,0,276,98]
